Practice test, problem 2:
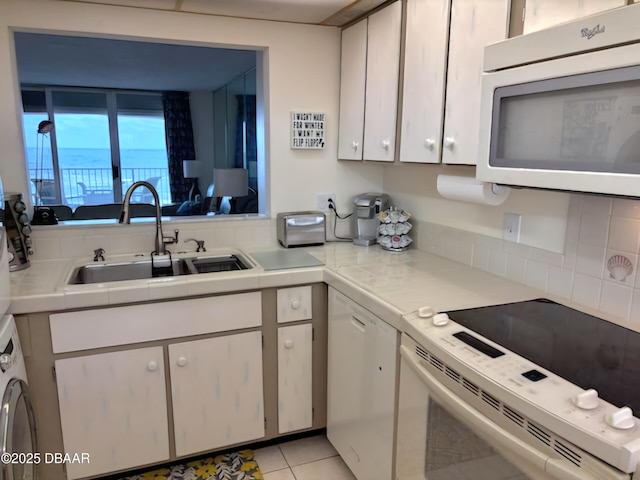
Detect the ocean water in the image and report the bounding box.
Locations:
[26,147,172,204]
[26,147,168,171]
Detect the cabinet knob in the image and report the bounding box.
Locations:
[444,137,455,149]
[290,298,301,310]
[382,140,391,150]
[284,339,294,349]
[146,360,158,372]
[425,139,435,150]
[176,356,188,367]
[351,141,359,150]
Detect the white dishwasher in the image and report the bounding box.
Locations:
[327,287,398,480]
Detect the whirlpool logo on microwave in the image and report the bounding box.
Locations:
[580,24,605,39]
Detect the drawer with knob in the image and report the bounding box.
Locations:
[277,286,312,323]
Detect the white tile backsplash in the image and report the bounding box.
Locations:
[414,193,640,326]
[30,218,277,260]
[578,211,610,248]
[524,260,548,291]
[599,281,632,321]
[471,245,491,272]
[612,198,640,219]
[547,266,573,299]
[608,217,640,254]
[505,254,527,284]
[488,250,508,277]
[572,273,602,309]
[575,243,605,278]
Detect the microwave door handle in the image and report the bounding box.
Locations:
[400,347,601,480]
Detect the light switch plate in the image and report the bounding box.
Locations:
[503,213,521,243]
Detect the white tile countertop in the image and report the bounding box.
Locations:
[8,243,542,330]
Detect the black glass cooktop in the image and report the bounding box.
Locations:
[447,298,640,413]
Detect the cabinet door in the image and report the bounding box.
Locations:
[338,19,367,161]
[363,1,402,162]
[327,288,397,480]
[523,0,625,34]
[278,324,312,434]
[442,0,510,165]
[400,0,451,164]
[169,332,264,457]
[55,347,169,479]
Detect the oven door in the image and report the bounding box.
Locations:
[477,41,640,197]
[396,341,629,480]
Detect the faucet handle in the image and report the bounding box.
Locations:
[93,248,105,262]
[185,238,206,253]
[163,229,179,245]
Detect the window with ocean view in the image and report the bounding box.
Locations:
[23,88,171,209]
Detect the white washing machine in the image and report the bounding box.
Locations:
[0,178,36,480]
[0,314,36,480]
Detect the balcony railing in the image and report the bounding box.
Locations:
[29,167,172,207]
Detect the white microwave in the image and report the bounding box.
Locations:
[477,4,640,197]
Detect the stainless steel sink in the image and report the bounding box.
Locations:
[188,254,250,274]
[68,258,191,285]
[68,253,253,285]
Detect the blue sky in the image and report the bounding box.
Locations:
[23,113,167,150]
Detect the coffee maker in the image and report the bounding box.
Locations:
[352,193,390,246]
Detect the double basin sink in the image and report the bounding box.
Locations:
[68,253,253,285]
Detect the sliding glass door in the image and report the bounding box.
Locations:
[22,88,170,208]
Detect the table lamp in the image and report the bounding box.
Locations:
[183,160,203,201]
[211,168,249,214]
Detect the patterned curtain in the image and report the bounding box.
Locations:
[234,95,257,190]
[163,92,195,203]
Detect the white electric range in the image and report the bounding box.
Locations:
[397,299,640,480]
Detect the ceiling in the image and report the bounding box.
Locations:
[14,33,257,91]
[53,0,388,25]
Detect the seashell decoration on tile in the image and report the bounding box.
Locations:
[607,254,633,282]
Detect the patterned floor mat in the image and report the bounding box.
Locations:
[121,450,263,480]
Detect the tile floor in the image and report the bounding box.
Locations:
[254,434,355,480]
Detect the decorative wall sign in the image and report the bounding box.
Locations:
[291,112,325,149]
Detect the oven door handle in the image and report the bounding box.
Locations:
[400,346,608,480]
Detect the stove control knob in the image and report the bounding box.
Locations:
[432,313,450,327]
[606,407,636,430]
[572,389,599,410]
[418,306,435,318]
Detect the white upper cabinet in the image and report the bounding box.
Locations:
[399,0,451,163]
[338,19,367,160]
[523,0,626,34]
[363,1,402,162]
[337,1,402,162]
[442,0,510,165]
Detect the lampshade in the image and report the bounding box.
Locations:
[183,160,203,179]
[213,168,249,197]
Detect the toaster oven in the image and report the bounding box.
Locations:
[277,212,325,248]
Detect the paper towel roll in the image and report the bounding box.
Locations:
[436,174,510,206]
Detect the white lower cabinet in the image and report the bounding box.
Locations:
[278,323,313,434]
[169,331,265,457]
[55,347,169,480]
[327,287,397,480]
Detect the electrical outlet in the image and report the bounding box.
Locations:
[316,193,335,212]
[503,213,521,243]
